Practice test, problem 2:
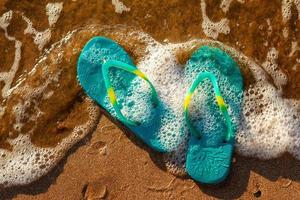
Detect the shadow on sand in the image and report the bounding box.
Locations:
[2,111,300,199]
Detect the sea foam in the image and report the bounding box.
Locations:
[1,25,300,187]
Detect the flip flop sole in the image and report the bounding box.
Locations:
[77,36,167,152]
[185,46,243,184]
[187,138,233,184]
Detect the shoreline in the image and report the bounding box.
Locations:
[1,0,300,199]
[2,116,300,199]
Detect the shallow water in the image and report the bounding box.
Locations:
[0,0,299,188]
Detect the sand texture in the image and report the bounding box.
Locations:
[0,0,300,199]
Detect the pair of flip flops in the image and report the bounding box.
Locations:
[77,37,243,184]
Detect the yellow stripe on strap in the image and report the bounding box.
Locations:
[133,70,147,80]
[107,87,117,105]
[184,93,192,110]
[216,95,226,108]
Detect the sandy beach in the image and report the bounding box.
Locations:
[2,116,300,199]
[1,0,300,199]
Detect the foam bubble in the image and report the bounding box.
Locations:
[201,0,230,39]
[262,47,288,89]
[0,11,22,99]
[22,14,52,51]
[220,0,245,13]
[111,0,131,14]
[0,10,12,29]
[0,99,99,188]
[119,31,300,174]
[0,28,100,188]
[46,2,64,27]
[289,41,300,57]
[283,27,289,39]
[282,0,300,23]
[1,25,300,186]
[21,2,63,50]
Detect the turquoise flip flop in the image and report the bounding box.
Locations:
[77,36,169,152]
[184,46,243,184]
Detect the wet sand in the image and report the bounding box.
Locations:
[2,116,300,199]
[1,0,300,199]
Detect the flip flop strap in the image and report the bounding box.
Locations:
[184,71,233,142]
[102,60,159,126]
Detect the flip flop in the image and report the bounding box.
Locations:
[77,36,170,152]
[184,46,243,184]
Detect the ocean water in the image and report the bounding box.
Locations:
[0,0,300,188]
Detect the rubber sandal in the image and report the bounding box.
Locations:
[77,36,168,152]
[184,46,243,184]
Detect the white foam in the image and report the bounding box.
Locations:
[0,11,22,100]
[46,2,63,27]
[12,70,61,133]
[0,100,99,187]
[21,14,52,51]
[72,28,300,173]
[2,25,300,186]
[111,0,131,14]
[283,27,289,39]
[282,0,300,23]
[0,29,100,188]
[220,0,244,13]
[200,0,230,39]
[262,47,288,89]
[117,31,300,173]
[21,2,63,50]
[289,41,300,57]
[280,0,300,41]
[0,10,12,29]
